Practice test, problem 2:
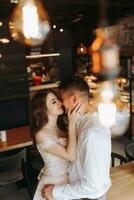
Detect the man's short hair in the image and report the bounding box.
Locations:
[60,76,90,97]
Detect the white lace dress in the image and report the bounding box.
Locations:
[33,133,69,200]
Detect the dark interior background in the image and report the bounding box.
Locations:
[0,0,134,130]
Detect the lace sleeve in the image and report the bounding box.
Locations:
[37,134,58,151]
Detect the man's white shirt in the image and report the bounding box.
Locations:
[53,112,111,199]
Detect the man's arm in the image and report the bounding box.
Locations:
[41,185,54,200]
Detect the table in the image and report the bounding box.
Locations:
[0,126,32,152]
[108,162,134,200]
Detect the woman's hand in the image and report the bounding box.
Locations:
[67,103,85,124]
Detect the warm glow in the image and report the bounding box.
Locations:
[91,28,104,73]
[10,0,18,3]
[100,81,116,101]
[0,22,3,27]
[0,38,10,44]
[77,43,87,55]
[9,0,51,46]
[101,87,114,100]
[92,29,104,50]
[91,28,119,77]
[97,81,117,127]
[22,1,40,39]
[80,47,84,52]
[98,102,117,127]
[92,52,101,73]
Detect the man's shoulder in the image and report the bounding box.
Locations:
[79,111,96,123]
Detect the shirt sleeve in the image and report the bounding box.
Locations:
[53,128,110,199]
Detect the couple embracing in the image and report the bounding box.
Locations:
[31,76,111,200]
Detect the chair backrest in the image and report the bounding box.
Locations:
[111,152,127,167]
[125,142,134,161]
[0,148,26,180]
[0,148,33,199]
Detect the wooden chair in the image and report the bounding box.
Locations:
[111,152,127,167]
[0,148,33,199]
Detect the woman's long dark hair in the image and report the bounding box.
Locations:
[30,89,67,145]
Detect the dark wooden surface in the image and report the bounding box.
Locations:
[0,126,32,152]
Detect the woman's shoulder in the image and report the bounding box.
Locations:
[35,128,55,145]
[35,129,45,145]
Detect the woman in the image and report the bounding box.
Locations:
[31,89,84,200]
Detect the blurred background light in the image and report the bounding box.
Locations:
[9,0,51,46]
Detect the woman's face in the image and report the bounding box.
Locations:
[46,92,63,116]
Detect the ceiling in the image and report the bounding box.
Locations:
[0,0,134,30]
[0,0,134,46]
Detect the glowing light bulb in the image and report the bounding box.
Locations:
[100,81,116,100]
[97,81,130,136]
[9,0,51,46]
[98,81,117,127]
[60,28,64,32]
[98,102,117,127]
[53,24,56,29]
[22,2,39,39]
[80,47,84,52]
[77,43,87,55]
[91,28,120,79]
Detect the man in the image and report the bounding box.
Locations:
[42,76,111,200]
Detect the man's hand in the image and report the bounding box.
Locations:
[41,184,54,200]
